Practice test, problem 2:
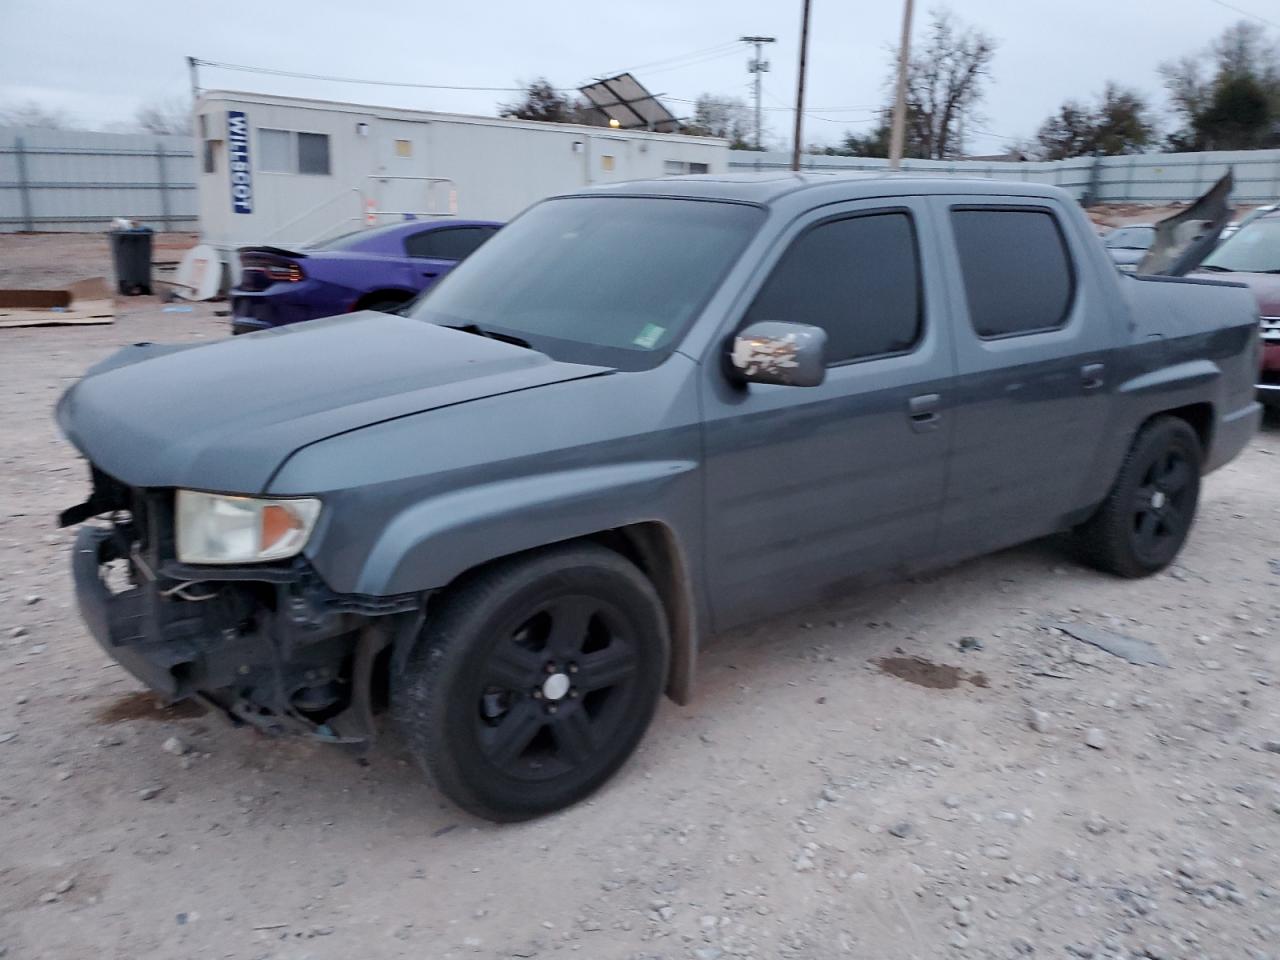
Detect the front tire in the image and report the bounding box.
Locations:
[1077,416,1202,578]
[394,544,669,822]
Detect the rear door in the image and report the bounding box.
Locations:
[403,225,499,287]
[932,197,1118,558]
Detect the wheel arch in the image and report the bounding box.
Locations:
[1154,401,1214,457]
[396,522,699,707]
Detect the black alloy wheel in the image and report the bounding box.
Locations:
[394,544,669,821]
[1077,415,1202,578]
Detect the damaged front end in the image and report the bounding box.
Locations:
[65,467,420,743]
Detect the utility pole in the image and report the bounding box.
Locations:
[187,56,200,100]
[790,0,812,172]
[741,36,776,150]
[888,0,915,171]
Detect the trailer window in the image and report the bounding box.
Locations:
[258,129,292,172]
[663,160,711,175]
[298,133,331,175]
[257,129,331,176]
[202,139,220,174]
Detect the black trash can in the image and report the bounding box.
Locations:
[110,226,154,296]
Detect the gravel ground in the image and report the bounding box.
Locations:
[1,235,1279,960]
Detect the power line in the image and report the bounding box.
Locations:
[592,41,741,81]
[192,58,540,93]
[1208,0,1280,30]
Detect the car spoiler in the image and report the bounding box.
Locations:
[1136,170,1233,277]
[236,245,308,259]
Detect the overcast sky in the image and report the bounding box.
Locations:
[1,0,1274,153]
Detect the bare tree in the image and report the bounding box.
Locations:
[1034,83,1156,159]
[900,9,998,159]
[682,94,753,148]
[135,96,192,135]
[833,9,996,159]
[0,100,74,129]
[1160,21,1280,150]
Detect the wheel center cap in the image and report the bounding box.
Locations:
[542,672,571,701]
[1151,490,1167,510]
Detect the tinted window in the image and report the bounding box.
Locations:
[405,226,498,261]
[409,197,764,370]
[743,212,922,364]
[951,208,1074,338]
[297,132,331,175]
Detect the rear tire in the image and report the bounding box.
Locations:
[393,544,669,822]
[1076,416,1202,578]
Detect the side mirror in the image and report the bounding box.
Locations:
[729,321,827,387]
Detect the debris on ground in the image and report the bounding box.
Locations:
[1044,620,1170,667]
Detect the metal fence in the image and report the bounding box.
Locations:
[0,127,197,232]
[728,148,1280,205]
[2,127,1277,233]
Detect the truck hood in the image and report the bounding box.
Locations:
[57,311,611,492]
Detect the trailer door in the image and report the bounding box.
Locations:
[589,135,631,184]
[370,120,436,219]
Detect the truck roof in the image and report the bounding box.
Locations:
[577,171,1074,207]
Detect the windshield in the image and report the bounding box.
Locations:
[407,196,765,369]
[1105,226,1154,250]
[1200,216,1280,273]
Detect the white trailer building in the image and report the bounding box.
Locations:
[194,89,730,255]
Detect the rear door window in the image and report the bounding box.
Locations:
[743,210,923,364]
[950,207,1075,338]
[405,226,498,261]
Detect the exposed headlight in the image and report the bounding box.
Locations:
[175,490,322,565]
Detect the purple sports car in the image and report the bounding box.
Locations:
[230,219,501,334]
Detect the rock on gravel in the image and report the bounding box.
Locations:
[1084,728,1108,750]
[1027,708,1053,733]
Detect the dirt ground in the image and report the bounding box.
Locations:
[1,234,1278,960]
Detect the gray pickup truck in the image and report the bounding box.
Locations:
[58,174,1262,821]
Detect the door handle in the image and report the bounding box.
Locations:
[1081,363,1106,390]
[908,393,941,433]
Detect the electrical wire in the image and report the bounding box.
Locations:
[1207,0,1280,30]
[192,58,540,93]
[592,40,743,80]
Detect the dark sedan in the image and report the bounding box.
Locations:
[230,219,501,334]
[1102,224,1156,272]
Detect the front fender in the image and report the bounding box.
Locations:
[351,459,697,596]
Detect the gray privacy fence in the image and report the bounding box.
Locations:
[0,127,197,232]
[728,148,1280,205]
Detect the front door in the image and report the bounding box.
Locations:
[931,196,1117,558]
[701,198,956,630]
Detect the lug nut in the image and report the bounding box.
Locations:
[532,689,543,699]
[547,704,558,715]
[568,663,579,674]
[568,689,578,699]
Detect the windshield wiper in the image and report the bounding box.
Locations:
[447,323,532,350]
[1198,264,1235,272]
